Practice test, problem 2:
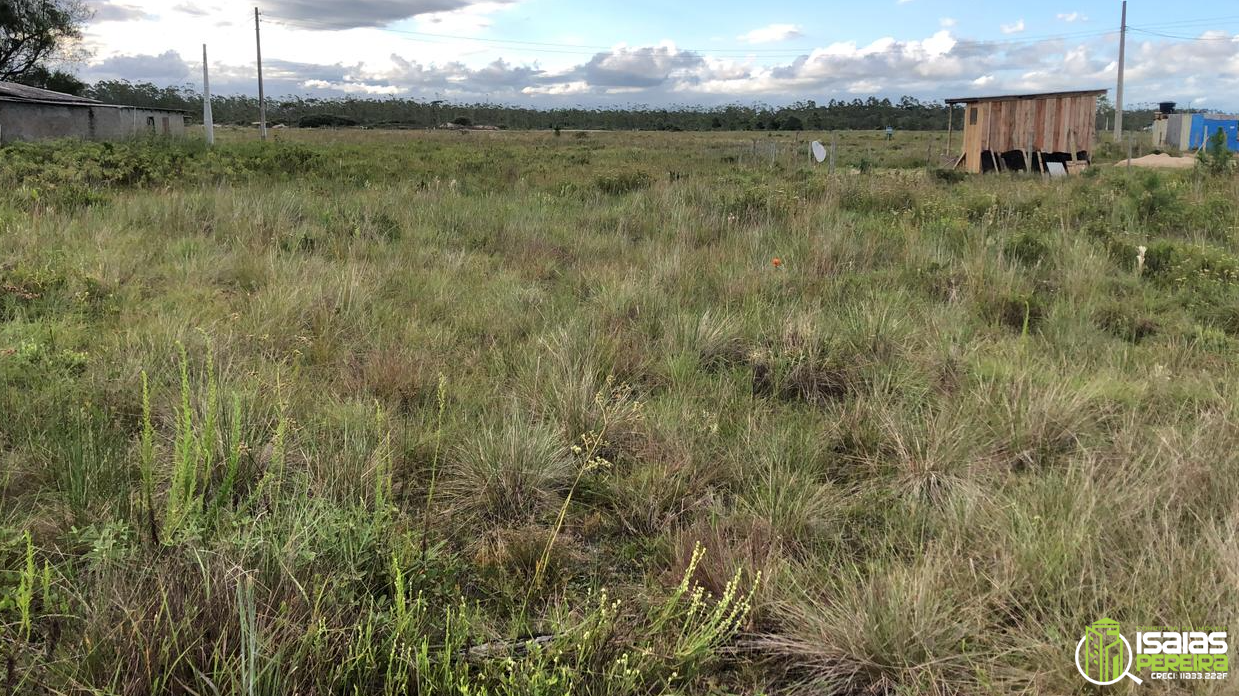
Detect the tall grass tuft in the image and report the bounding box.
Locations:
[165,342,204,537]
[140,371,157,542]
[420,373,448,557]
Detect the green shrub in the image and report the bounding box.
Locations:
[1197,129,1235,176]
[839,183,917,215]
[1004,231,1052,266]
[979,290,1048,334]
[1124,171,1185,230]
[1194,300,1239,336]
[1143,240,1239,290]
[1,264,69,320]
[594,169,653,195]
[297,114,359,128]
[1094,302,1160,343]
[1185,196,1237,243]
[932,168,966,184]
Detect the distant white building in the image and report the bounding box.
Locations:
[0,82,186,144]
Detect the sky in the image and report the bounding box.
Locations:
[71,0,1239,109]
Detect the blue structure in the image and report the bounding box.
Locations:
[1188,114,1239,150]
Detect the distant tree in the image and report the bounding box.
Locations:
[13,63,84,94]
[1096,95,1115,130]
[780,115,804,131]
[76,79,1139,134]
[451,115,472,127]
[298,114,358,128]
[1198,129,1234,176]
[85,80,197,110]
[0,0,89,82]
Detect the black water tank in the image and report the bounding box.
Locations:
[1159,101,1176,114]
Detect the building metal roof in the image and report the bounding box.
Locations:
[0,81,101,105]
[945,89,1108,105]
[0,81,186,112]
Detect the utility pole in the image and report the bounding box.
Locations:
[1114,0,1127,141]
[255,7,267,140]
[202,44,215,146]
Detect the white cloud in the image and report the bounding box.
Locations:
[415,1,512,34]
[1000,19,1026,35]
[1056,12,1088,23]
[301,79,401,94]
[70,3,1239,110]
[521,80,588,96]
[738,24,803,44]
[940,18,957,29]
[88,1,151,22]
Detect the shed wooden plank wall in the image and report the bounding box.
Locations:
[961,102,987,171]
[958,94,1099,173]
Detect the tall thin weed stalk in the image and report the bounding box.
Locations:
[373,401,393,516]
[237,574,259,696]
[530,376,643,594]
[420,374,448,558]
[140,371,157,542]
[165,342,205,538]
[15,532,36,641]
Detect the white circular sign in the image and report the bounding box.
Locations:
[811,140,827,163]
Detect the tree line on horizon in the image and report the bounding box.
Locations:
[75,80,1163,133]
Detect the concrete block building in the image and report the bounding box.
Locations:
[0,82,186,144]
[1155,111,1239,152]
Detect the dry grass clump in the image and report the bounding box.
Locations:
[749,554,1001,695]
[440,418,575,529]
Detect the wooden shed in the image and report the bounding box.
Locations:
[945,89,1107,174]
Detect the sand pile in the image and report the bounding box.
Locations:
[1124,153,1197,169]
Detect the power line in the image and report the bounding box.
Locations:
[247,9,1236,74]
[1126,14,1239,30]
[259,15,1122,59]
[252,8,1239,58]
[1129,26,1239,41]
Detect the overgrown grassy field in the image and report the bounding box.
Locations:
[2,129,1237,695]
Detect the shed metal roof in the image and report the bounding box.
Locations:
[945,89,1108,105]
[0,81,186,112]
[0,81,100,105]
